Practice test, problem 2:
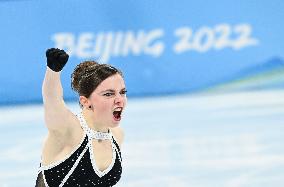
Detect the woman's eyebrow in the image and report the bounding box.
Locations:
[100,88,126,93]
[100,89,115,93]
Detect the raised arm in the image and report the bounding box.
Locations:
[42,48,77,134]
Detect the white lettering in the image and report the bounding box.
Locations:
[121,31,144,56]
[99,32,114,63]
[51,24,258,61]
[93,33,104,57]
[76,33,95,58]
[144,29,165,57]
[193,27,214,52]
[51,33,75,55]
[112,32,124,56]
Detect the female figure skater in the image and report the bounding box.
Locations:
[36,48,127,187]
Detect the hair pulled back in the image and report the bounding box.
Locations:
[71,61,123,99]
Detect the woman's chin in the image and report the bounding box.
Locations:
[110,119,120,127]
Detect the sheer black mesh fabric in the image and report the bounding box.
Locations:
[35,172,45,187]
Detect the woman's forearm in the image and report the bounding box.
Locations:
[42,67,64,105]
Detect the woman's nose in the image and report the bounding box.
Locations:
[114,94,125,104]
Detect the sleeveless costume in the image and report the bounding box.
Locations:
[35,113,122,187]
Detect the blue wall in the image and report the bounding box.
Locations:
[0,0,283,105]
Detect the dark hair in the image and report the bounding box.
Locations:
[71,60,123,100]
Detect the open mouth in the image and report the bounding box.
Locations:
[113,107,122,121]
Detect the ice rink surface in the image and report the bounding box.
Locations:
[0,90,283,187]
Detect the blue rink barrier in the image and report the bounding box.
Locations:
[0,0,284,105]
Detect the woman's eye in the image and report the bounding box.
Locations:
[121,90,127,95]
[104,93,114,96]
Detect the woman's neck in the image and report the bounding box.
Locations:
[82,109,109,133]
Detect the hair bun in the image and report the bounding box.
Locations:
[71,61,99,93]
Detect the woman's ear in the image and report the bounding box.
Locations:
[79,96,89,108]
